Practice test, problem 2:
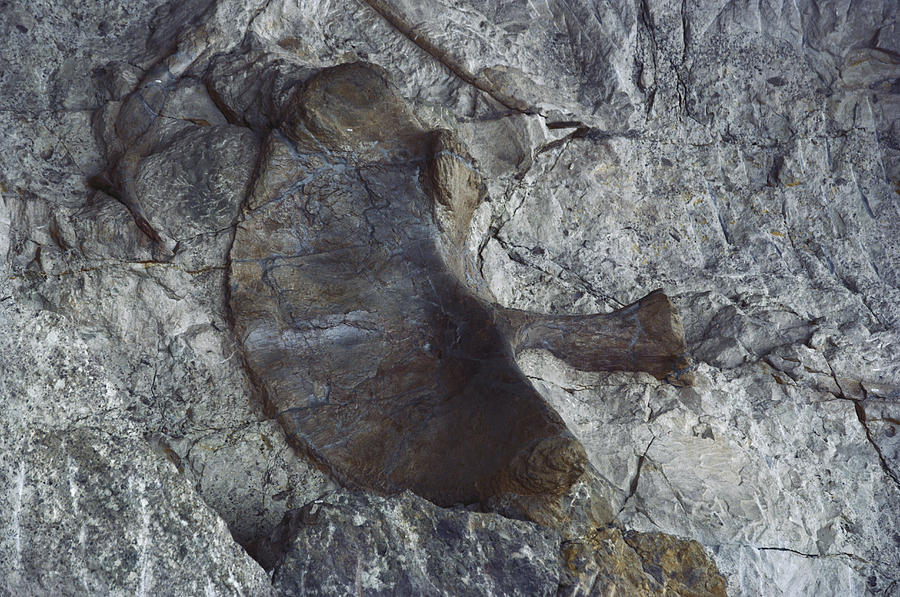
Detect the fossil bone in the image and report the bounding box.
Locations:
[227,62,692,506]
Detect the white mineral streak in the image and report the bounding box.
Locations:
[136,480,153,597]
[13,461,25,567]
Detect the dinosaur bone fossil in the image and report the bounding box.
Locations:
[91,42,691,508]
[227,62,692,506]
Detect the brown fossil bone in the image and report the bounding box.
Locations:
[500,290,693,386]
[228,62,691,507]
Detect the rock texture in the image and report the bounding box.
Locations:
[265,490,560,596]
[2,0,898,595]
[0,427,274,596]
[559,527,727,596]
[0,303,274,595]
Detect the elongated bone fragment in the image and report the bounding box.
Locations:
[501,290,693,386]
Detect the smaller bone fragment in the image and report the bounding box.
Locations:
[501,290,693,386]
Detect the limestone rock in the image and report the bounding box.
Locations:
[266,490,561,597]
[0,427,272,595]
[2,0,899,595]
[0,299,325,593]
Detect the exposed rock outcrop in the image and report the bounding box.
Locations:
[1,0,898,595]
[263,490,561,596]
[559,527,727,596]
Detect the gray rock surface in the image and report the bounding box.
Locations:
[0,428,274,596]
[0,303,273,595]
[2,0,898,595]
[0,0,335,584]
[267,490,560,596]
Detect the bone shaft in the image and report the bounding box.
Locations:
[505,290,692,384]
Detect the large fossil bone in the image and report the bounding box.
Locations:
[228,62,692,507]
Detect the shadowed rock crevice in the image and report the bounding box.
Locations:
[226,61,692,508]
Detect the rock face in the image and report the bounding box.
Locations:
[265,490,561,596]
[0,303,277,595]
[2,0,899,596]
[559,527,727,596]
[0,428,274,596]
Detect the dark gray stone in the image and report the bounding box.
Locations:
[268,490,560,597]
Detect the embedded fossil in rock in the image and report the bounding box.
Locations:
[90,49,692,509]
[227,62,693,507]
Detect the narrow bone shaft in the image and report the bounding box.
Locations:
[503,290,693,385]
